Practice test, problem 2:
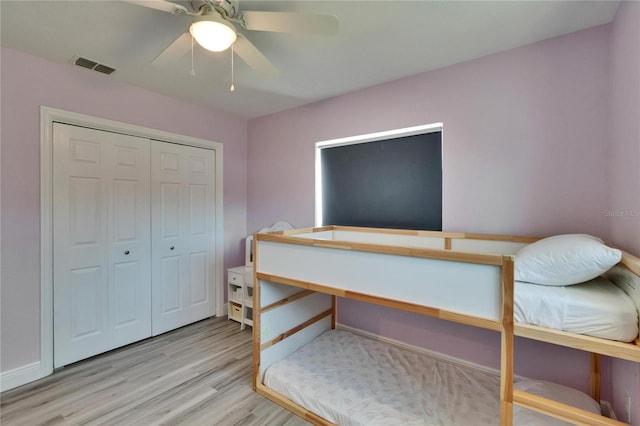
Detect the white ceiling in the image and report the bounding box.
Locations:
[1,0,619,119]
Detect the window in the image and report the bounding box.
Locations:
[316,124,442,230]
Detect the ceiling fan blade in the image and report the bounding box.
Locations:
[239,11,338,36]
[152,32,192,66]
[233,35,280,79]
[121,0,189,14]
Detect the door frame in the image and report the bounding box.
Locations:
[40,106,224,376]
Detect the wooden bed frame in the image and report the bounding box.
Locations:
[251,226,640,426]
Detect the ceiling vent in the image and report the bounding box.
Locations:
[72,56,116,75]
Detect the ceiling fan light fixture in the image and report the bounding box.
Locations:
[190,18,237,52]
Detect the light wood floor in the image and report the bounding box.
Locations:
[0,317,309,426]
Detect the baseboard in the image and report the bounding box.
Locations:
[0,361,45,393]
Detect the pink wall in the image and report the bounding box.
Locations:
[247,22,636,414]
[248,25,611,238]
[609,1,640,423]
[609,1,640,256]
[0,47,248,372]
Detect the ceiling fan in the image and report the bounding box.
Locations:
[125,0,339,79]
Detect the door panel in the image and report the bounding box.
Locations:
[112,261,139,327]
[161,256,182,313]
[53,123,151,367]
[107,135,152,349]
[151,141,216,335]
[189,184,207,236]
[185,149,216,323]
[54,124,110,367]
[113,179,138,242]
[114,145,140,168]
[69,177,102,245]
[188,156,206,174]
[68,266,103,340]
[160,152,180,172]
[190,252,207,304]
[159,183,181,238]
[70,138,101,164]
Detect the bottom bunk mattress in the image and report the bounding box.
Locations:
[514,276,639,342]
[263,330,606,426]
[263,329,501,425]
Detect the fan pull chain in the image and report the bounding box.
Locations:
[230,44,235,92]
[189,34,196,77]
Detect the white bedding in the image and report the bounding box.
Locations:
[514,276,639,342]
[264,329,501,425]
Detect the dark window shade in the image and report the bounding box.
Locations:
[321,132,442,231]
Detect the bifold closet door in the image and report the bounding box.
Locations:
[151,141,216,335]
[53,123,152,368]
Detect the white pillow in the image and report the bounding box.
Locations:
[513,380,601,425]
[515,234,621,286]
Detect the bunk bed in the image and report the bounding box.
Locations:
[251,226,640,426]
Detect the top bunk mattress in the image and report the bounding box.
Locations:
[514,276,638,342]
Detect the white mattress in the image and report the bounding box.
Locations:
[514,276,639,342]
[263,330,613,425]
[264,329,501,425]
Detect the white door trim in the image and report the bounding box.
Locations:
[40,106,224,381]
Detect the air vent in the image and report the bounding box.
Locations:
[74,57,97,70]
[72,56,116,75]
[93,64,116,75]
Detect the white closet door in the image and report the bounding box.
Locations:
[53,123,151,368]
[108,133,152,349]
[151,141,216,335]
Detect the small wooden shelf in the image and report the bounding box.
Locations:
[227,266,253,330]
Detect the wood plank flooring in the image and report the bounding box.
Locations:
[0,317,309,426]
